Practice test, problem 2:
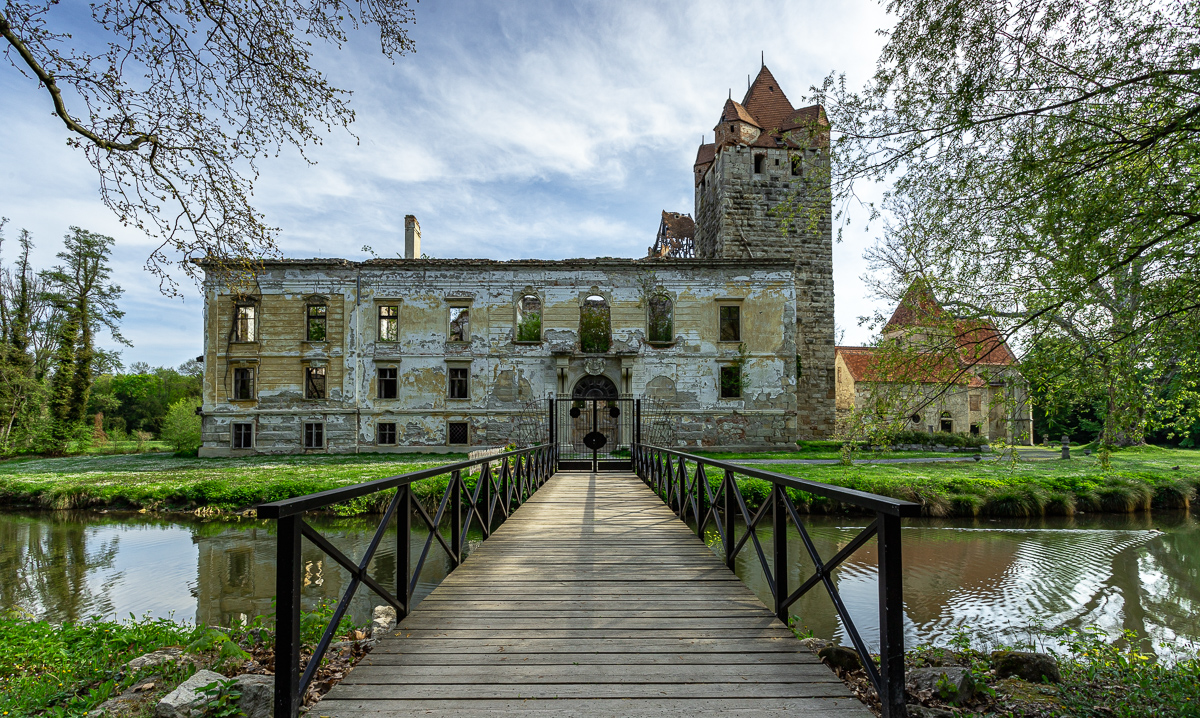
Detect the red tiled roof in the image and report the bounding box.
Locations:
[836,346,988,387]
[882,280,946,333]
[694,142,715,167]
[741,66,798,132]
[660,211,694,239]
[717,98,760,128]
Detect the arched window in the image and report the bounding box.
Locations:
[580,295,610,353]
[647,293,673,344]
[516,294,542,342]
[572,375,618,400]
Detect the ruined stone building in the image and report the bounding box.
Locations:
[834,282,1034,444]
[196,65,835,456]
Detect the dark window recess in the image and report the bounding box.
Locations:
[448,367,469,399]
[304,422,324,449]
[449,307,470,341]
[791,154,802,176]
[233,304,255,342]
[305,367,326,399]
[940,411,953,433]
[911,413,922,424]
[306,304,327,341]
[970,424,981,435]
[448,421,469,445]
[719,366,742,399]
[232,423,253,449]
[232,367,254,400]
[378,367,398,399]
[378,305,398,342]
[753,154,765,173]
[647,293,673,343]
[377,422,397,445]
[719,305,741,342]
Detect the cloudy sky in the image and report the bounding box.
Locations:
[0,0,894,368]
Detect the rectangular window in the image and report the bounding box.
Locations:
[305,366,326,399]
[306,304,327,341]
[719,305,741,342]
[378,367,398,399]
[378,305,398,342]
[790,153,802,176]
[448,367,469,399]
[234,304,256,342]
[304,422,324,449]
[969,394,982,411]
[719,365,742,399]
[447,421,469,445]
[232,423,253,449]
[449,306,470,342]
[232,367,255,400]
[377,421,397,445]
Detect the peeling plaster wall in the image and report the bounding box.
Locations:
[695,144,835,439]
[199,258,800,455]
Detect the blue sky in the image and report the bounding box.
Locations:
[0,0,893,368]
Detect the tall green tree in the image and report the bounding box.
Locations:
[0,219,54,451]
[43,227,127,453]
[811,0,1200,451]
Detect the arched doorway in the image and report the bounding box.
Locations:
[572,375,618,400]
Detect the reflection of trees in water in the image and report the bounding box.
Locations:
[0,513,120,622]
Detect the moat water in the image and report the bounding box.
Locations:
[0,508,1196,657]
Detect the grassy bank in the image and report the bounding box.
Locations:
[697,445,1200,517]
[0,452,464,512]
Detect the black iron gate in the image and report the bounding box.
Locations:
[552,397,638,471]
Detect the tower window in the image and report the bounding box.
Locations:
[233,304,256,342]
[232,367,255,400]
[719,305,741,342]
[378,367,398,399]
[306,303,327,341]
[753,154,765,173]
[448,367,469,399]
[305,366,326,399]
[378,305,398,342]
[449,306,470,342]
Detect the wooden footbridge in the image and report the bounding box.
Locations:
[259,435,919,718]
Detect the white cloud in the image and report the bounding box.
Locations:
[0,0,896,366]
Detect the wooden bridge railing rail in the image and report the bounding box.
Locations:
[632,443,921,718]
[257,443,557,718]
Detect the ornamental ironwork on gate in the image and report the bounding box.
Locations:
[552,396,637,471]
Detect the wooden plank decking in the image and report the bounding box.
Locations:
[316,471,871,717]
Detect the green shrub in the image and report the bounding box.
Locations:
[161,398,202,453]
[516,313,541,342]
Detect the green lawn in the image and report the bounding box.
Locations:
[0,451,464,512]
[710,445,1200,517]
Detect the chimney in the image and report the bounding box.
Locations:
[404,215,421,259]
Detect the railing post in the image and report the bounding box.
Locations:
[635,399,642,445]
[396,485,411,616]
[480,462,492,535]
[878,511,907,718]
[772,484,788,622]
[723,469,736,570]
[450,470,462,567]
[695,461,706,537]
[274,514,302,718]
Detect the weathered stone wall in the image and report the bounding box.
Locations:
[695,144,836,439]
[199,258,799,456]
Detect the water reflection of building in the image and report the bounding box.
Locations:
[193,520,452,627]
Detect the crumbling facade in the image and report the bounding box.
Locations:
[197,64,837,455]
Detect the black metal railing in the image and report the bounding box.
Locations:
[257,443,557,717]
[632,443,920,718]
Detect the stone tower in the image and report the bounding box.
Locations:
[693,65,835,438]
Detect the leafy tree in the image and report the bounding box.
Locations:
[43,228,127,452]
[0,1,415,292]
[811,0,1200,450]
[161,397,201,454]
[0,219,48,451]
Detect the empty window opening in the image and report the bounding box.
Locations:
[232,423,253,449]
[719,365,743,399]
[377,422,397,445]
[305,366,326,399]
[233,304,256,342]
[448,421,469,445]
[449,306,470,342]
[580,295,611,353]
[911,413,922,424]
[378,305,398,342]
[304,422,324,449]
[232,367,255,400]
[306,304,327,341]
[719,305,741,342]
[774,158,780,166]
[970,424,981,435]
[647,293,673,344]
[790,154,802,176]
[448,367,469,399]
[753,154,765,173]
[940,411,953,433]
[516,294,542,342]
[377,367,398,399]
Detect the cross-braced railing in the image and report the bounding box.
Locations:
[257,443,557,717]
[633,443,920,718]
